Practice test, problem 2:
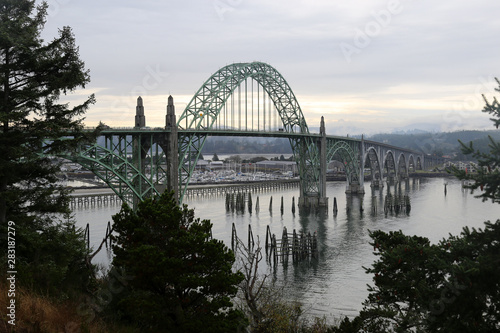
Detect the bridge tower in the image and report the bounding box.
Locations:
[164,95,179,201]
[135,96,146,128]
[319,116,328,206]
[132,96,151,207]
[298,117,329,208]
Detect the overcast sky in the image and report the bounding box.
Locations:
[41,0,500,135]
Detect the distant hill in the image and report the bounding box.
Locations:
[93,130,500,160]
[202,137,292,155]
[368,130,500,159]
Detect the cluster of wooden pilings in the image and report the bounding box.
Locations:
[230,223,318,266]
[225,192,254,214]
[83,221,113,250]
[265,226,318,264]
[225,193,298,215]
[383,193,411,216]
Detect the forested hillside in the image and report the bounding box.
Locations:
[368,130,500,159]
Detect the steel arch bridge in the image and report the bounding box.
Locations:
[177,62,323,206]
[59,62,432,209]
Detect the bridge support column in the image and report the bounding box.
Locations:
[318,116,328,207]
[346,183,365,194]
[165,95,179,201]
[298,196,328,208]
[386,175,398,184]
[371,178,382,189]
[298,117,328,209]
[132,97,149,209]
[346,135,365,194]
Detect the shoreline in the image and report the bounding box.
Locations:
[67,172,455,192]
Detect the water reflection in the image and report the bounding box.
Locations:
[72,177,500,322]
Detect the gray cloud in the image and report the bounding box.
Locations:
[41,0,500,133]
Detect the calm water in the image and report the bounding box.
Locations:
[72,177,500,322]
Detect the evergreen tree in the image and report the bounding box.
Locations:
[0,0,94,222]
[333,225,500,333]
[454,77,500,202]
[333,77,500,332]
[0,0,95,293]
[110,191,246,332]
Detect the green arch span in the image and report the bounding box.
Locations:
[62,144,160,208]
[178,62,308,133]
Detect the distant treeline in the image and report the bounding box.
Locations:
[95,130,499,160]
[368,130,500,159]
[202,137,293,154]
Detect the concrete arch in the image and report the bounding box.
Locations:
[416,156,423,170]
[397,153,408,179]
[408,155,416,172]
[363,146,383,186]
[327,140,360,187]
[383,150,397,182]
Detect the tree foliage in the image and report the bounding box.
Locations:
[110,191,246,332]
[333,77,500,332]
[332,224,500,333]
[0,0,95,294]
[0,0,95,223]
[454,78,500,203]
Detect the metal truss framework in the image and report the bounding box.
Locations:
[63,140,157,208]
[52,62,436,208]
[177,62,321,203]
[60,132,171,208]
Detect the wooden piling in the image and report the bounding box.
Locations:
[248,224,254,249]
[248,192,253,214]
[231,223,237,251]
[84,223,90,250]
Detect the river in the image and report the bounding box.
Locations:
[71,177,500,322]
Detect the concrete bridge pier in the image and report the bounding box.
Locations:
[318,116,328,207]
[371,177,382,189]
[345,135,365,195]
[386,175,398,185]
[346,182,365,194]
[298,117,328,209]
